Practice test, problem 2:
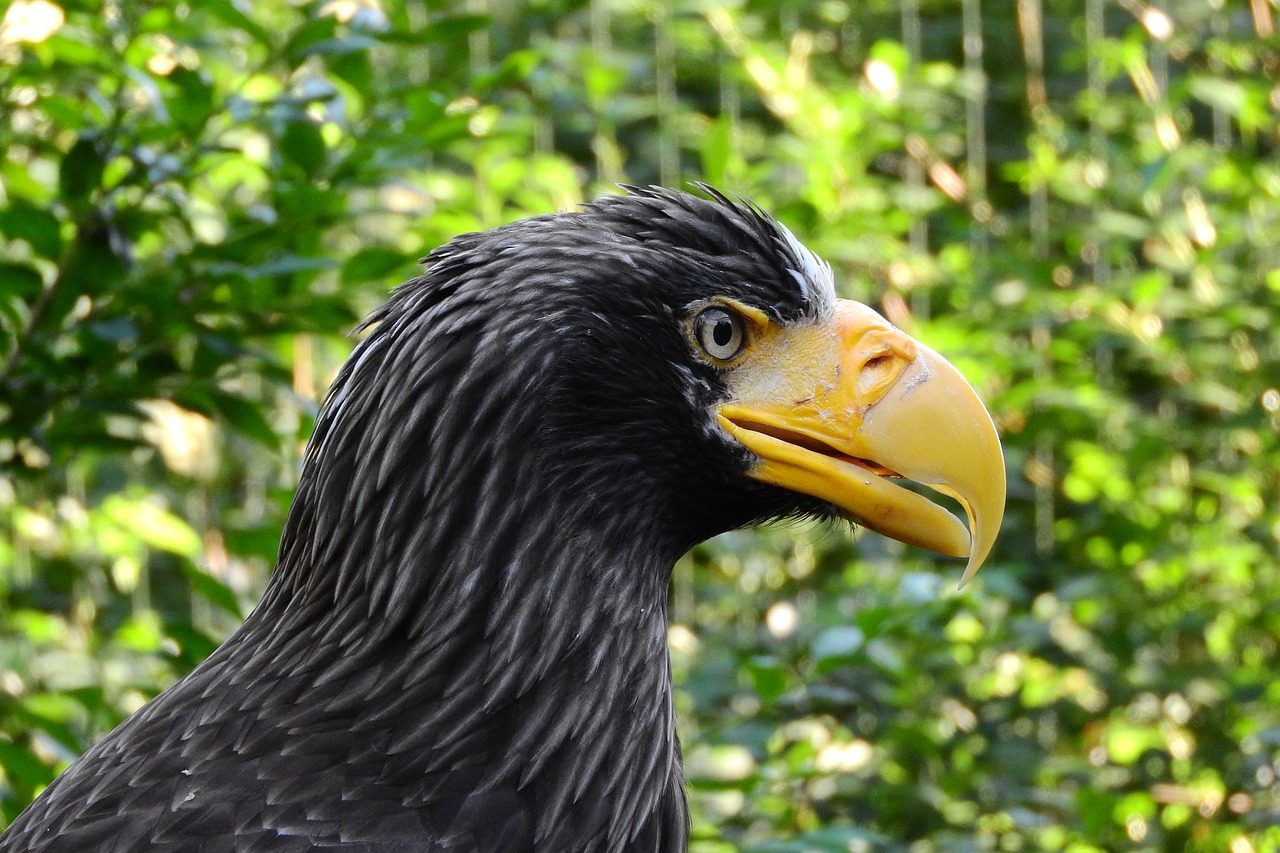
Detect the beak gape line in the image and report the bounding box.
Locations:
[717,299,1006,585]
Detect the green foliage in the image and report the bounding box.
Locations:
[1,0,1278,850]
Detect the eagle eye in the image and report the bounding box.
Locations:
[693,307,746,362]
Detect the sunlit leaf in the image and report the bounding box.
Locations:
[101,496,202,558]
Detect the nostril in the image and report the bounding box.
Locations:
[857,351,905,404]
[864,354,895,374]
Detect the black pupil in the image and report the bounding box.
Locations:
[711,317,734,348]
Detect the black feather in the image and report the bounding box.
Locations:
[0,187,835,853]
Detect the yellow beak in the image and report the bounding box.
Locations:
[716,299,1005,585]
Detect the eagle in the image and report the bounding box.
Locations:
[0,187,1004,852]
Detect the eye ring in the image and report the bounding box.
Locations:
[693,306,747,363]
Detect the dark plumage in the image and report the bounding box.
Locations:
[0,187,1003,852]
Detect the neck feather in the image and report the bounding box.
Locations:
[240,272,692,848]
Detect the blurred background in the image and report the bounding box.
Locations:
[0,0,1278,849]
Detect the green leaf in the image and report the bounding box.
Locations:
[45,33,105,68]
[744,656,787,702]
[0,262,45,300]
[246,252,336,280]
[387,14,487,45]
[472,49,540,91]
[221,523,283,561]
[115,612,166,653]
[298,35,381,58]
[1103,723,1161,765]
[38,94,90,133]
[191,0,272,45]
[1187,75,1247,116]
[0,203,63,259]
[58,137,106,206]
[208,392,279,448]
[191,333,250,377]
[0,743,56,793]
[101,496,202,558]
[329,50,372,95]
[167,68,216,135]
[285,16,339,66]
[869,39,910,74]
[84,317,139,345]
[9,702,82,754]
[279,120,327,179]
[342,247,410,284]
[701,115,733,188]
[178,562,243,617]
[163,622,222,664]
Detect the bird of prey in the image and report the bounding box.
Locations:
[0,186,1005,852]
